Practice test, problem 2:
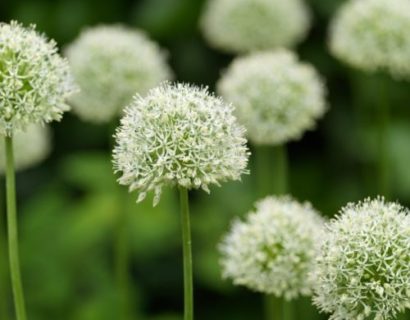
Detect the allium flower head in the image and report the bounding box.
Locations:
[313,197,410,320]
[329,0,410,79]
[219,196,324,299]
[200,0,311,53]
[113,83,250,206]
[0,21,76,136]
[218,51,326,145]
[66,25,172,123]
[0,124,50,172]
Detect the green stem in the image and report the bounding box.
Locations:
[5,136,27,320]
[264,295,281,320]
[255,144,288,197]
[115,193,130,320]
[178,187,193,320]
[258,144,289,320]
[272,145,288,195]
[0,181,9,320]
[0,253,8,319]
[377,77,389,198]
[283,300,293,320]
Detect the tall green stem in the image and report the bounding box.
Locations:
[5,136,27,320]
[377,77,389,198]
[0,181,9,320]
[283,300,293,320]
[255,144,288,197]
[264,295,281,320]
[256,144,289,320]
[115,193,130,320]
[179,187,193,320]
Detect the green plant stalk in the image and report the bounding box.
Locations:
[256,144,289,320]
[255,144,288,197]
[283,300,293,320]
[115,192,130,320]
[264,295,282,320]
[0,185,9,320]
[179,187,193,320]
[377,77,389,198]
[5,136,27,320]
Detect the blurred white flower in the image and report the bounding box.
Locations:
[66,25,172,123]
[220,195,325,299]
[313,197,410,320]
[329,0,410,79]
[200,0,310,53]
[0,124,50,172]
[218,50,327,145]
[113,82,250,206]
[0,21,76,136]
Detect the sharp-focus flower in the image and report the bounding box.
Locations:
[313,197,410,320]
[217,50,326,145]
[113,83,250,206]
[220,196,324,299]
[66,25,172,123]
[329,0,410,79]
[200,0,310,53]
[0,21,76,136]
[0,124,50,172]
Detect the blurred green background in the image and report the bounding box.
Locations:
[1,0,410,319]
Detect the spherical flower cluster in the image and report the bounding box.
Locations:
[66,25,172,123]
[313,198,410,320]
[200,0,311,53]
[329,0,410,79]
[219,196,324,299]
[113,83,250,206]
[217,51,326,145]
[0,21,76,136]
[0,124,50,172]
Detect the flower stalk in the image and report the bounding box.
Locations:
[115,195,130,320]
[377,76,389,197]
[256,145,289,320]
[179,187,193,320]
[5,136,27,320]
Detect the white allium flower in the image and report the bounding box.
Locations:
[113,83,250,206]
[220,196,324,299]
[0,124,50,172]
[313,197,410,320]
[0,21,76,136]
[329,0,410,79]
[217,51,327,145]
[66,25,172,123]
[200,0,311,53]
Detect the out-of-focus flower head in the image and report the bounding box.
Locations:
[329,0,410,79]
[66,25,172,123]
[200,0,311,53]
[218,50,326,145]
[220,195,325,300]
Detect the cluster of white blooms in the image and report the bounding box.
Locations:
[200,0,310,53]
[66,25,172,123]
[218,51,326,145]
[329,0,410,79]
[0,21,76,136]
[113,83,250,206]
[313,198,410,320]
[0,124,50,172]
[219,196,324,299]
